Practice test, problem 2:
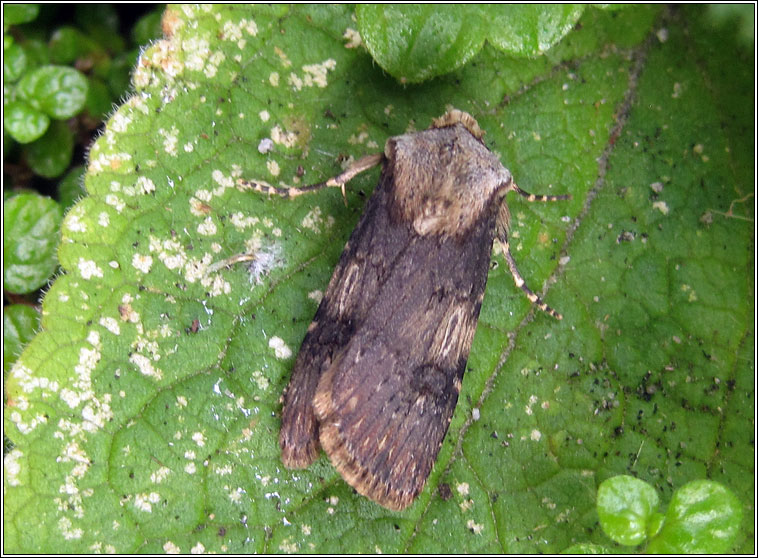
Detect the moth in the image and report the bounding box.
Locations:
[239,110,569,511]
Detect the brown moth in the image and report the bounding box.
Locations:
[239,110,569,511]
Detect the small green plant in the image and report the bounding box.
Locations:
[4,4,162,180]
[563,475,743,554]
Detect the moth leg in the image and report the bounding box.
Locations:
[237,153,384,201]
[497,237,563,320]
[499,183,569,320]
[510,182,572,203]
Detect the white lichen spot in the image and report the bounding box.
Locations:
[269,336,292,360]
[212,169,235,189]
[279,538,298,553]
[110,110,132,133]
[4,449,24,486]
[456,482,470,496]
[159,126,179,156]
[105,193,125,213]
[109,260,119,269]
[96,212,110,228]
[466,519,484,535]
[65,209,87,233]
[189,197,211,216]
[652,200,670,215]
[343,28,362,48]
[258,137,274,154]
[99,316,120,335]
[288,72,303,91]
[229,212,260,230]
[78,258,104,280]
[531,429,542,441]
[197,216,218,236]
[650,181,664,193]
[191,542,206,554]
[271,125,298,148]
[89,151,132,174]
[204,51,225,78]
[177,395,188,407]
[136,176,157,195]
[301,206,329,233]
[308,290,323,303]
[185,462,197,474]
[348,130,369,145]
[163,541,181,554]
[681,283,697,302]
[274,46,292,68]
[58,516,83,540]
[184,142,194,152]
[252,369,270,391]
[215,464,233,476]
[150,466,171,483]
[302,59,336,88]
[134,491,161,512]
[269,71,280,86]
[192,431,206,447]
[267,160,280,177]
[302,524,311,536]
[130,353,163,381]
[132,253,154,274]
[149,235,187,271]
[672,82,682,98]
[259,109,270,122]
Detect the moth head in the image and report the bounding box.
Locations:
[388,118,512,238]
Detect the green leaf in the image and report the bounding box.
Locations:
[597,475,659,546]
[132,6,165,45]
[646,480,743,554]
[706,4,754,46]
[561,542,611,554]
[24,119,74,178]
[357,5,593,83]
[84,76,113,120]
[3,4,39,27]
[3,5,753,553]
[3,100,50,143]
[16,64,89,119]
[48,26,94,65]
[74,4,124,53]
[106,50,137,99]
[356,5,487,84]
[4,41,27,82]
[484,4,585,57]
[3,304,40,376]
[21,38,50,71]
[57,164,87,211]
[3,193,62,294]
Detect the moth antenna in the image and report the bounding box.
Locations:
[510,182,572,203]
[237,153,384,204]
[497,238,563,320]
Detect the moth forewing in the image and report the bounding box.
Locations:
[239,109,569,510]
